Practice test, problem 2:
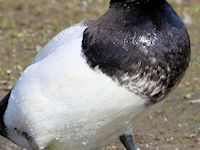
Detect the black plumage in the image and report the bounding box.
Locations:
[82,0,190,105]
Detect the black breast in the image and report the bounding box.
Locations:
[82,1,190,105]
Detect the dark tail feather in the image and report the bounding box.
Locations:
[0,91,11,137]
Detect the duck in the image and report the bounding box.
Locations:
[0,0,190,150]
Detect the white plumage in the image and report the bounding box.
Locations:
[4,23,146,150]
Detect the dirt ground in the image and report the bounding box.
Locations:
[0,0,200,149]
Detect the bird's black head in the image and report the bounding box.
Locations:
[109,0,165,10]
[110,0,163,5]
[110,0,152,3]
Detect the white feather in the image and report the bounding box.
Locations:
[4,23,146,150]
[32,22,86,64]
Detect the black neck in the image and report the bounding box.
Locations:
[110,0,164,7]
[101,0,165,25]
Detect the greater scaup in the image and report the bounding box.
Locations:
[0,0,190,149]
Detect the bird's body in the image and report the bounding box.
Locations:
[0,0,190,150]
[4,23,145,150]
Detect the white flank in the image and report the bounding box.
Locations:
[4,23,146,150]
